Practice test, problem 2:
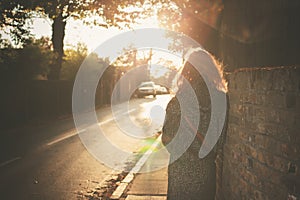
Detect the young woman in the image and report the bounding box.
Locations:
[162,49,226,200]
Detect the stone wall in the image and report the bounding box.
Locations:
[218,67,300,199]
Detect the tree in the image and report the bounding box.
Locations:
[114,45,155,68]
[0,37,55,81]
[15,0,152,80]
[19,37,55,80]
[1,0,187,80]
[0,0,32,44]
[60,43,88,80]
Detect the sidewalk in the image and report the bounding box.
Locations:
[125,168,168,200]
[124,139,169,200]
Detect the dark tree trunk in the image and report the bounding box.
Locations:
[49,12,66,80]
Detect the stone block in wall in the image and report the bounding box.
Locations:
[280,143,298,159]
[252,70,274,92]
[285,93,297,109]
[263,91,286,108]
[227,112,242,126]
[241,92,264,105]
[265,109,280,123]
[255,150,288,173]
[253,122,292,144]
[252,160,289,196]
[272,68,300,92]
[297,95,300,113]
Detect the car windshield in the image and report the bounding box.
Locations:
[140,82,154,87]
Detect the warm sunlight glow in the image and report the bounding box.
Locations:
[29,4,165,52]
[27,3,183,84]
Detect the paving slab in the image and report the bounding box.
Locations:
[126,195,167,200]
[127,168,168,196]
[124,138,169,200]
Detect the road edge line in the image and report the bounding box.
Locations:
[0,157,21,168]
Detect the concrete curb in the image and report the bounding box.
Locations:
[110,135,162,199]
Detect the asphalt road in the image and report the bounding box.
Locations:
[0,95,171,199]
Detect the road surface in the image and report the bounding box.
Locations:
[0,95,171,199]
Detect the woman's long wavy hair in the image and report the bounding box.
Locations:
[176,49,227,136]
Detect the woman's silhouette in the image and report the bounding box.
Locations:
[162,50,226,200]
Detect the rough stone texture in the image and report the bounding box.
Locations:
[219,67,300,199]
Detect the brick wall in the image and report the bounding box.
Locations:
[219,67,300,199]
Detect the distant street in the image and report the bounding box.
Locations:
[0,95,171,199]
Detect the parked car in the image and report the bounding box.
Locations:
[136,81,157,98]
[155,85,169,94]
